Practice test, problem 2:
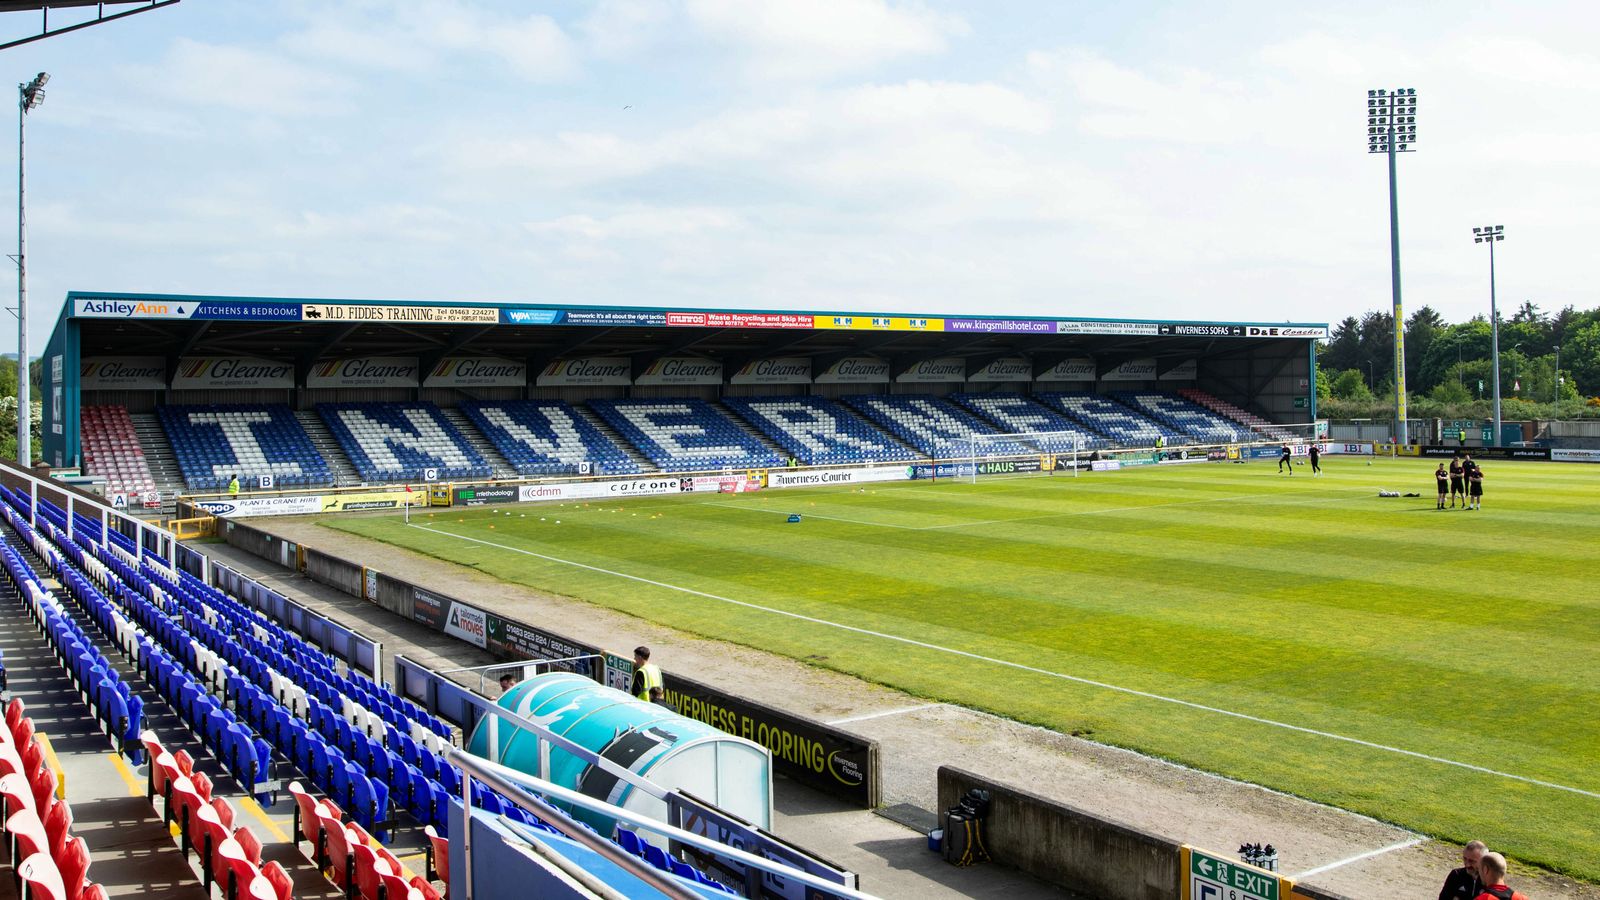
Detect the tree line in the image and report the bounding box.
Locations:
[1317,302,1600,415]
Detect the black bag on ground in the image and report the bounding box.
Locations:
[942,790,992,866]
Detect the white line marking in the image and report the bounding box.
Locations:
[407,524,1600,801]
[710,489,1357,532]
[1292,838,1427,879]
[827,704,944,726]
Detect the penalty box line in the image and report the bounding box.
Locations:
[407,523,1600,802]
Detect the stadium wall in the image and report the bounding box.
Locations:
[938,766,1180,900]
[936,767,1355,900]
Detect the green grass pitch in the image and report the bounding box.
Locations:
[324,457,1600,880]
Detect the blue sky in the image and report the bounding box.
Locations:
[2,0,1596,352]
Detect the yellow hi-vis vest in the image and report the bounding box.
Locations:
[635,663,663,701]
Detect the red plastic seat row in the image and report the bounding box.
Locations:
[289,781,438,900]
[2,700,100,900]
[141,731,292,900]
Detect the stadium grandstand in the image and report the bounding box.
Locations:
[38,293,1323,513]
[7,291,1331,900]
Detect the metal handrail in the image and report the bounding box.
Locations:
[449,749,879,900]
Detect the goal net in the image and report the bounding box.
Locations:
[1242,421,1323,447]
[957,431,1084,482]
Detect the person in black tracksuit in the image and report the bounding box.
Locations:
[1448,455,1466,508]
[1435,463,1450,509]
[1308,443,1322,475]
[1278,443,1293,474]
[1438,841,1485,900]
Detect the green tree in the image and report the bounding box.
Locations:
[1404,305,1445,393]
[1563,322,1600,396]
[1329,368,1373,401]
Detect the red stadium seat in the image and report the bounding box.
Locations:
[53,835,89,900]
[260,860,294,900]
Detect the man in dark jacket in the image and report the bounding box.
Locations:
[1439,840,1485,900]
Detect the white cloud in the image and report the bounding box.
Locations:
[525,207,743,240]
[284,1,578,82]
[136,39,355,117]
[686,0,967,79]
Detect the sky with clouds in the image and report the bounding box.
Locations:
[2,0,1597,352]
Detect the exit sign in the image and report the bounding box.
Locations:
[1186,847,1280,900]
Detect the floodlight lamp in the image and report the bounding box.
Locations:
[34,73,48,87]
[1496,234,1504,241]
[1368,89,1377,97]
[1473,227,1483,234]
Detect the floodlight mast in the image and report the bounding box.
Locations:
[1473,225,1506,445]
[15,71,47,465]
[1368,87,1416,445]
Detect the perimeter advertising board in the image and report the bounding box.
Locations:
[193,495,326,518]
[172,357,295,390]
[452,485,519,506]
[729,357,811,385]
[306,357,420,388]
[966,357,1033,383]
[766,466,909,489]
[80,357,167,390]
[1417,445,1551,460]
[1035,358,1095,382]
[536,357,633,386]
[662,673,875,806]
[302,303,499,324]
[813,357,890,384]
[1100,358,1160,381]
[1553,448,1600,463]
[635,357,724,386]
[423,357,527,388]
[895,357,965,383]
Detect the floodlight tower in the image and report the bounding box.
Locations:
[1367,87,1417,444]
[15,71,47,465]
[1473,225,1506,444]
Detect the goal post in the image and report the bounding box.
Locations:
[1242,421,1323,448]
[961,431,1084,484]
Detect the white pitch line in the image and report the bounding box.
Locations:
[407,524,1600,802]
[827,703,944,726]
[710,488,1357,533]
[1291,838,1427,879]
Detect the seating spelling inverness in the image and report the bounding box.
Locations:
[721,396,918,465]
[949,393,1110,452]
[319,402,491,482]
[1037,392,1184,447]
[157,405,332,491]
[840,394,1030,457]
[1108,391,1250,443]
[462,402,641,476]
[588,399,783,472]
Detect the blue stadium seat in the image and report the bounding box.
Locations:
[721,396,918,465]
[462,401,641,476]
[840,394,1032,458]
[318,402,491,483]
[587,399,783,472]
[949,393,1111,452]
[157,404,333,491]
[1037,392,1184,448]
[1106,391,1251,443]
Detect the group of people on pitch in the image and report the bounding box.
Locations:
[1435,451,1486,510]
[1440,841,1528,900]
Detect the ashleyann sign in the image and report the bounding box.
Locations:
[172,356,295,389]
[307,357,420,388]
[424,357,527,388]
[81,356,166,390]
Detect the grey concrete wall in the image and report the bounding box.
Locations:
[304,546,364,598]
[938,766,1181,900]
